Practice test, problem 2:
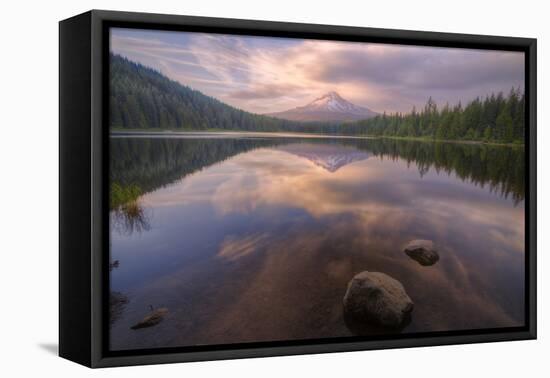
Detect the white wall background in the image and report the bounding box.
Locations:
[0,0,547,376]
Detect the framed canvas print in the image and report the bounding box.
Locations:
[59,10,536,368]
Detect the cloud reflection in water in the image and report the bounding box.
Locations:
[109,139,524,350]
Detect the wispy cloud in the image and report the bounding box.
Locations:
[111,28,524,114]
[217,233,270,261]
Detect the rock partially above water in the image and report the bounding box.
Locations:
[404,239,439,266]
[343,271,413,328]
[130,308,168,330]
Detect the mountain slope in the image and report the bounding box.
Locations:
[267,91,378,122]
[110,54,301,131]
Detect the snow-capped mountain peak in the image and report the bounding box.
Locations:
[307,91,366,114]
[267,91,378,122]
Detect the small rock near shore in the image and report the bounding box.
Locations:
[404,239,439,266]
[343,271,413,328]
[130,308,169,330]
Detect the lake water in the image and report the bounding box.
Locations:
[109,133,525,351]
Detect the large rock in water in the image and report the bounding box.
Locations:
[343,271,413,328]
[404,240,439,266]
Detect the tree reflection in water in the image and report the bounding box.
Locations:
[110,136,525,205]
[110,182,151,235]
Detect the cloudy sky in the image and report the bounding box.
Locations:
[110,28,524,114]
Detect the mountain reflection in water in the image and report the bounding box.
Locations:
[109,135,525,351]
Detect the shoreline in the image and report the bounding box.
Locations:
[109,129,525,147]
[109,129,378,140]
[377,135,525,147]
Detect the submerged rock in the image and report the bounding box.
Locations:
[130,307,168,330]
[343,271,413,328]
[109,260,120,271]
[344,309,410,336]
[110,291,129,325]
[404,240,439,266]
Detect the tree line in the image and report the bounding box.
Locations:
[110,54,525,143]
[343,90,525,143]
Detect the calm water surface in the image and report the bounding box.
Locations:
[109,134,525,350]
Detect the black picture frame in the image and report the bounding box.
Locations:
[59,9,537,368]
